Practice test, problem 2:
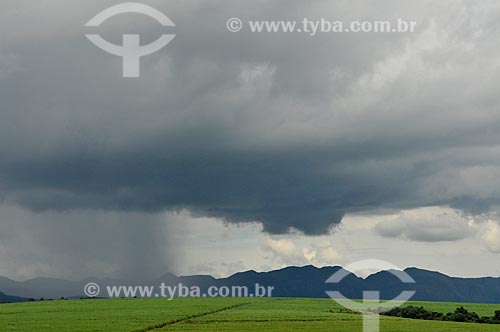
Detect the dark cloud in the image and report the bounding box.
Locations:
[0,204,173,280]
[1,0,500,238]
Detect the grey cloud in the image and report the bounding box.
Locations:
[374,209,476,242]
[0,204,172,280]
[1,0,500,236]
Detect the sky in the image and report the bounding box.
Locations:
[1,0,500,280]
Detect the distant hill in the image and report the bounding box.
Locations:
[2,266,500,303]
[0,291,29,303]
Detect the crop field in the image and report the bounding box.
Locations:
[1,298,500,332]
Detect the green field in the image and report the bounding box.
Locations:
[2,298,500,331]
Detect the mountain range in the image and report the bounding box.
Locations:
[1,266,500,304]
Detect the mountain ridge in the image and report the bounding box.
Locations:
[2,266,500,303]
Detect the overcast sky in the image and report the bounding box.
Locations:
[1,0,500,280]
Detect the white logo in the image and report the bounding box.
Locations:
[326,259,416,332]
[84,282,101,297]
[85,2,176,78]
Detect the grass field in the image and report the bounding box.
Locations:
[2,298,500,331]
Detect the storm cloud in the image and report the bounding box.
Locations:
[0,204,173,280]
[2,0,500,238]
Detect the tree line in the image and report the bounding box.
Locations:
[381,305,500,324]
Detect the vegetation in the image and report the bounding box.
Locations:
[1,298,500,331]
[382,305,500,324]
